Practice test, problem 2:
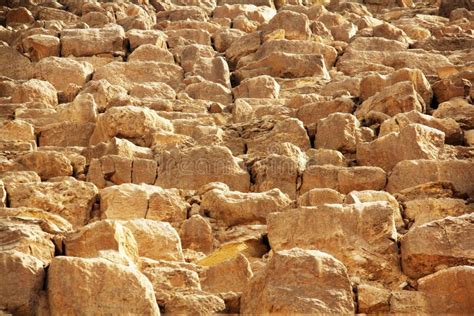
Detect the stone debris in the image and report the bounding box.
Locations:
[0,0,473,314]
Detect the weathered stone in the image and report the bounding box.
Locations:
[202,253,253,293]
[251,154,299,199]
[359,68,433,105]
[22,34,60,61]
[401,213,474,279]
[34,57,94,92]
[180,215,214,254]
[0,251,45,316]
[260,10,311,40]
[128,44,175,63]
[9,178,98,228]
[404,197,474,227]
[418,265,474,313]
[439,0,474,17]
[201,187,292,226]
[65,220,139,265]
[155,146,250,191]
[387,160,474,197]
[301,165,387,195]
[15,151,74,180]
[356,81,425,120]
[90,106,173,146]
[48,256,160,315]
[93,61,184,90]
[241,248,355,313]
[357,124,445,172]
[380,110,463,145]
[126,29,168,51]
[297,97,355,129]
[10,79,58,107]
[0,46,32,80]
[233,75,280,99]
[99,183,187,223]
[268,203,401,286]
[61,25,125,57]
[316,113,366,154]
[123,219,184,261]
[306,148,347,167]
[234,52,330,82]
[185,81,232,104]
[433,98,474,130]
[297,188,345,206]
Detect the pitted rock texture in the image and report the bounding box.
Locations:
[0,0,473,315]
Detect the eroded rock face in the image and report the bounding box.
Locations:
[241,248,354,314]
[401,213,474,279]
[1,0,473,313]
[268,203,401,287]
[48,257,160,315]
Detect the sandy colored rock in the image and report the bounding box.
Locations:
[297,188,345,206]
[128,44,175,63]
[260,10,311,40]
[15,151,74,180]
[48,256,160,315]
[89,105,173,146]
[180,215,214,254]
[0,251,45,316]
[233,75,280,99]
[61,25,125,57]
[9,177,98,228]
[404,197,473,227]
[93,61,184,90]
[433,98,474,130]
[0,220,55,265]
[380,110,463,145]
[201,187,292,226]
[268,203,401,286]
[65,220,139,264]
[401,213,474,279]
[241,248,354,314]
[123,219,184,261]
[201,253,253,293]
[301,165,387,194]
[234,52,330,82]
[10,79,58,106]
[418,265,474,313]
[316,113,366,154]
[359,68,432,105]
[356,82,425,120]
[387,160,474,197]
[33,57,94,92]
[0,46,32,80]
[357,124,445,171]
[155,146,250,191]
[297,97,355,129]
[22,34,60,62]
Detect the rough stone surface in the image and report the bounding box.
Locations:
[241,248,354,314]
[1,0,473,313]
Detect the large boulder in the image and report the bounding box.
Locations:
[0,251,45,316]
[240,248,354,313]
[122,219,184,261]
[61,25,126,57]
[64,220,139,265]
[48,257,160,315]
[201,187,292,226]
[387,160,474,197]
[93,61,184,90]
[99,183,187,223]
[155,146,250,191]
[89,106,173,146]
[268,203,401,287]
[33,57,93,92]
[301,165,387,194]
[356,82,425,120]
[9,178,98,228]
[357,124,445,171]
[400,213,474,279]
